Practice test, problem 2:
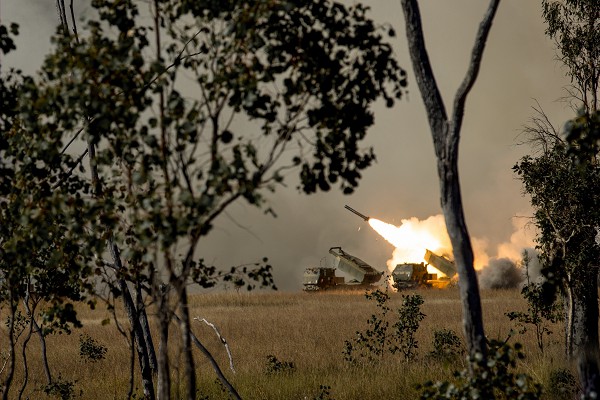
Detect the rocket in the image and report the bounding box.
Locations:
[344,205,370,222]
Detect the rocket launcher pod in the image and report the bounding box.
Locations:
[344,205,370,221]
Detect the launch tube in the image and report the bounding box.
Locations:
[344,205,370,221]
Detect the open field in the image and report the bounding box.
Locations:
[1,287,573,399]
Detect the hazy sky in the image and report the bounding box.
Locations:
[2,1,574,290]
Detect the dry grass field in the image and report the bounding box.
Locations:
[1,287,574,399]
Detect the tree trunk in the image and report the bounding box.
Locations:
[179,286,196,400]
[437,157,486,360]
[400,0,500,364]
[157,292,171,400]
[571,268,600,396]
[22,292,52,385]
[110,243,156,399]
[2,297,17,400]
[563,284,574,358]
[136,283,158,374]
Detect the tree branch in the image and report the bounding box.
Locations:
[172,314,242,400]
[400,0,448,156]
[451,0,500,143]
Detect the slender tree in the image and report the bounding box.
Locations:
[515,1,599,396]
[400,0,500,366]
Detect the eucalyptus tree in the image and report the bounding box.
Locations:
[400,0,500,369]
[542,0,599,113]
[0,24,101,400]
[5,0,408,398]
[514,122,600,396]
[514,0,599,396]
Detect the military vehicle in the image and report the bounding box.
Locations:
[303,246,384,291]
[392,249,457,290]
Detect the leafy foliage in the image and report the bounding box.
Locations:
[79,334,108,363]
[513,139,600,295]
[565,110,600,165]
[505,284,562,353]
[505,251,562,353]
[264,354,296,375]
[391,293,426,361]
[542,0,599,111]
[343,289,392,363]
[547,368,579,400]
[419,340,542,400]
[312,385,334,400]
[428,329,465,362]
[1,0,407,396]
[43,375,79,400]
[343,290,425,363]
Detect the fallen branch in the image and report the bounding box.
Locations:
[172,314,241,400]
[194,317,235,374]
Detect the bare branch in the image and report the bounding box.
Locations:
[172,314,242,400]
[194,317,236,373]
[451,0,501,141]
[400,0,447,155]
[517,100,563,154]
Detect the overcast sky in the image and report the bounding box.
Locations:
[1,1,574,291]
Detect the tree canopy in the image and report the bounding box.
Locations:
[0,1,407,398]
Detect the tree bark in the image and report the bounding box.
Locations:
[136,283,158,373]
[571,268,600,396]
[156,289,171,400]
[110,243,156,399]
[2,297,17,400]
[179,286,196,400]
[400,0,500,364]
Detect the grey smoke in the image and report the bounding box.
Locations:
[478,248,543,289]
[479,257,523,289]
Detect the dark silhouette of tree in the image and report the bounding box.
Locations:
[400,0,500,369]
[515,1,599,395]
[1,0,407,398]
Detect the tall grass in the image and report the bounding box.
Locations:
[0,288,572,399]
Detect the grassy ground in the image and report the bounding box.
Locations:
[1,287,573,399]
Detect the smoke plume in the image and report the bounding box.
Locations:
[477,248,543,289]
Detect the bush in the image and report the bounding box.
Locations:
[78,333,107,363]
[343,290,426,364]
[264,354,296,375]
[428,328,465,361]
[391,293,426,361]
[547,368,579,400]
[419,340,542,400]
[43,375,79,400]
[312,384,334,400]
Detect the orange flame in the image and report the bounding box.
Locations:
[368,215,452,274]
[367,213,536,276]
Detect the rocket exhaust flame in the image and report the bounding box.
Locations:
[367,215,452,275]
[362,210,536,289]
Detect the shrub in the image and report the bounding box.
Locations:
[343,290,426,364]
[391,293,426,361]
[312,384,334,400]
[264,354,295,375]
[78,333,107,363]
[419,340,542,399]
[547,368,579,400]
[505,251,562,353]
[428,328,465,361]
[43,375,79,400]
